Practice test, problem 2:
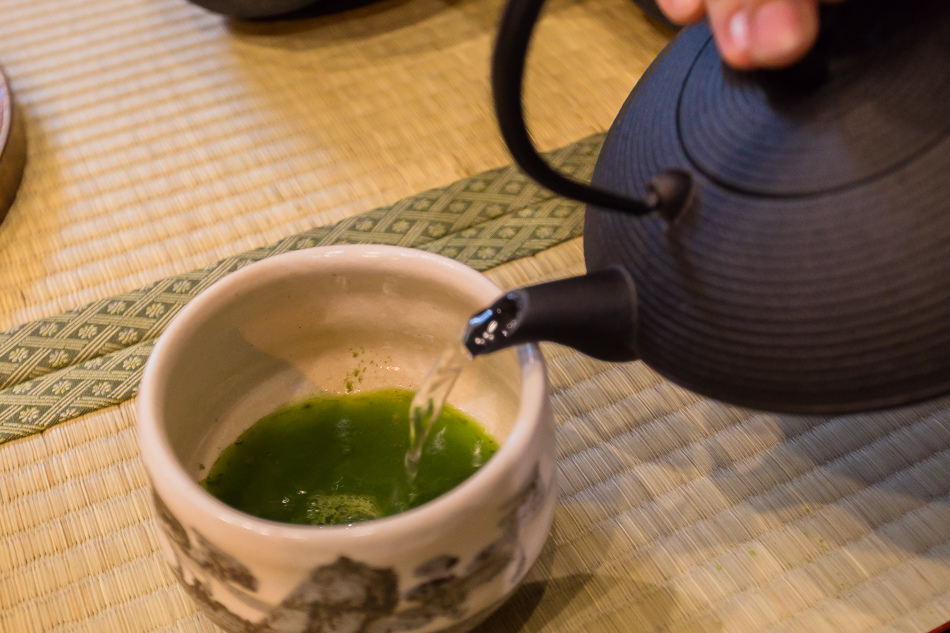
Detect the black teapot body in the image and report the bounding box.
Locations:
[473,0,950,414]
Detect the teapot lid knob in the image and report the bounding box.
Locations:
[645,169,700,225]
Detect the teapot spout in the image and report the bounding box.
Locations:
[463,267,638,362]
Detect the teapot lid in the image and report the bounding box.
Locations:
[585,0,950,412]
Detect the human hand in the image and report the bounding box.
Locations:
[654,0,844,69]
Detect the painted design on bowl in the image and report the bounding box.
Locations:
[153,492,258,592]
[151,464,546,633]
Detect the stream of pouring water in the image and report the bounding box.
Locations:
[404,339,474,485]
[405,300,515,486]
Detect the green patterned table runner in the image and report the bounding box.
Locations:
[0,134,604,443]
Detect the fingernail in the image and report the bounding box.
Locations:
[728,10,750,52]
[750,0,805,63]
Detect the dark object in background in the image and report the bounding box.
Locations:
[189,0,678,22]
[0,66,26,227]
[630,0,677,29]
[184,0,394,18]
[487,0,950,414]
[186,0,316,18]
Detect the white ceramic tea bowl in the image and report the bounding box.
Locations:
[136,245,556,633]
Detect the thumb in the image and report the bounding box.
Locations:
[744,0,820,68]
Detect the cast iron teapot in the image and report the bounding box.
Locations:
[464,0,950,414]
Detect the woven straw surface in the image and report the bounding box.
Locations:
[0,0,948,632]
[0,0,666,331]
[0,135,601,443]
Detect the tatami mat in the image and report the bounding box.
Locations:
[0,0,667,330]
[2,239,949,633]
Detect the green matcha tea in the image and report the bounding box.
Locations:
[201,389,498,526]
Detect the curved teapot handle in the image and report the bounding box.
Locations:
[492,0,689,217]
